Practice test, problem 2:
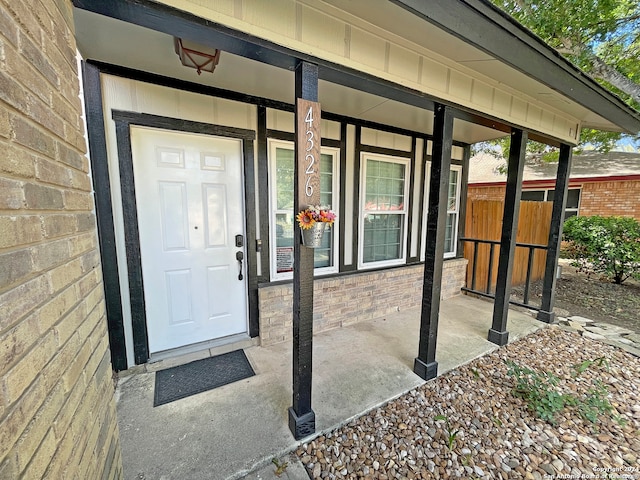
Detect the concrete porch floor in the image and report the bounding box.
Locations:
[115,295,544,480]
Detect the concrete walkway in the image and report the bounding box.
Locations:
[115,295,543,480]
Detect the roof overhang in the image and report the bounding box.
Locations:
[391,0,640,134]
[72,0,640,144]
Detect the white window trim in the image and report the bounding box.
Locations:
[358,152,410,269]
[267,139,340,281]
[444,165,462,259]
[420,163,463,260]
[521,187,581,216]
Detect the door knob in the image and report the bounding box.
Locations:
[235,251,244,281]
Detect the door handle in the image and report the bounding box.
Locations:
[235,251,244,281]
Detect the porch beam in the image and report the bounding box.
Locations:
[289,60,319,440]
[488,129,527,345]
[537,144,573,323]
[414,103,453,381]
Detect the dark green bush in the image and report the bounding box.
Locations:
[562,215,640,284]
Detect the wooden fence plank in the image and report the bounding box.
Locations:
[464,200,552,291]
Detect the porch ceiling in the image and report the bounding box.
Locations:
[74,8,508,144]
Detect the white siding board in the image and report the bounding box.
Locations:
[301,5,345,56]
[471,80,493,109]
[388,44,420,83]
[449,70,472,102]
[321,119,341,140]
[243,0,296,39]
[349,27,387,71]
[420,57,449,93]
[526,104,542,127]
[267,109,295,133]
[511,97,528,121]
[493,89,512,116]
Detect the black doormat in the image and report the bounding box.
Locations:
[153,349,255,407]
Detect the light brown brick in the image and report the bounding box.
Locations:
[0,312,40,377]
[19,428,56,478]
[0,104,9,139]
[0,248,33,288]
[53,301,86,347]
[14,381,65,472]
[0,376,46,459]
[27,92,65,140]
[61,339,91,392]
[63,189,93,210]
[48,257,83,293]
[36,284,78,334]
[35,156,72,187]
[13,116,57,159]
[42,213,76,238]
[1,331,56,405]
[0,70,28,112]
[0,176,24,209]
[52,362,85,438]
[30,237,70,271]
[23,182,64,209]
[0,142,37,178]
[0,274,51,331]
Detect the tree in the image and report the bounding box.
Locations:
[490,0,640,106]
[482,0,640,154]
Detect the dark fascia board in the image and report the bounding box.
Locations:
[390,0,640,134]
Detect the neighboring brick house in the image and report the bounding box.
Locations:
[0,1,122,478]
[468,151,640,220]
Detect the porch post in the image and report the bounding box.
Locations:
[537,144,572,323]
[414,103,453,381]
[488,129,527,345]
[289,60,319,440]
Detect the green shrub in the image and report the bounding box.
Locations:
[562,215,640,284]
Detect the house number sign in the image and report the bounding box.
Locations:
[297,99,321,206]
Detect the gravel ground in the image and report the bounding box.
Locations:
[296,328,640,479]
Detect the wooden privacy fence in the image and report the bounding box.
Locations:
[463,200,553,293]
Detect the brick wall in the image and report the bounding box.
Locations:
[469,181,640,220]
[579,180,640,220]
[0,1,123,479]
[467,185,506,202]
[258,259,467,346]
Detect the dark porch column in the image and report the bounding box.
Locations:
[289,60,319,440]
[537,144,573,323]
[488,129,527,345]
[414,103,453,381]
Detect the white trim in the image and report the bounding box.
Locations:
[421,163,463,261]
[267,139,340,280]
[444,165,462,259]
[358,152,411,269]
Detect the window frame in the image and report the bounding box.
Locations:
[267,139,340,281]
[444,164,462,259]
[420,163,463,260]
[358,152,411,269]
[521,187,581,218]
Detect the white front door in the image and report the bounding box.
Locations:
[131,126,248,353]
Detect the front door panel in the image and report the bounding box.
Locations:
[131,126,247,353]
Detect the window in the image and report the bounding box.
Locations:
[421,164,463,260]
[521,188,581,219]
[444,166,462,258]
[268,140,339,280]
[359,154,410,268]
